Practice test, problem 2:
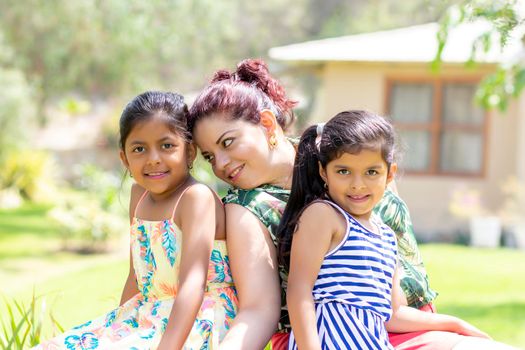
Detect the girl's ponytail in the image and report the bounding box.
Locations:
[277,125,326,271]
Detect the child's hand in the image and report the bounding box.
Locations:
[452,318,491,339]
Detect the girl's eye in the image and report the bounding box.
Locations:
[366,169,379,175]
[222,138,233,148]
[337,169,350,175]
[162,143,174,150]
[132,146,145,153]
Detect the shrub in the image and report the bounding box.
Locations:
[0,150,56,207]
[48,164,128,253]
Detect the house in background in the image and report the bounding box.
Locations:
[269,22,525,241]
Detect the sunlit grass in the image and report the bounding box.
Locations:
[421,244,525,347]
[1,204,524,347]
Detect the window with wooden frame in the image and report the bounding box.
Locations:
[386,78,488,176]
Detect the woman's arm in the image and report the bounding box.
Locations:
[218,203,281,350]
[157,184,217,350]
[386,267,490,338]
[287,203,344,350]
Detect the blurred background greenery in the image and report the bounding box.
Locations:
[0,0,524,348]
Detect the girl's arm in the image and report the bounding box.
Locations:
[119,183,143,305]
[386,267,490,338]
[157,184,217,350]
[287,203,344,350]
[218,203,281,350]
[119,250,139,305]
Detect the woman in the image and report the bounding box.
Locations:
[188,59,515,350]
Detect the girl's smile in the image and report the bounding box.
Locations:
[320,148,396,225]
[120,117,194,201]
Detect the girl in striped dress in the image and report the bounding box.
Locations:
[278,110,490,350]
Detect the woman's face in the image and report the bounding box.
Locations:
[192,113,275,189]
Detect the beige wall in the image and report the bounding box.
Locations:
[310,61,520,240]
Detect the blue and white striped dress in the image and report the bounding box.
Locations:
[288,200,398,350]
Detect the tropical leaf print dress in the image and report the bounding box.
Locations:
[35,195,238,349]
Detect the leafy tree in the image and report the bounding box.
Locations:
[435,0,525,111]
[0,31,35,153]
[306,0,459,38]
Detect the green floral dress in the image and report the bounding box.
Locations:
[223,185,437,330]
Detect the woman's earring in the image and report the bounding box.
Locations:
[188,163,193,170]
[324,182,328,190]
[268,134,278,149]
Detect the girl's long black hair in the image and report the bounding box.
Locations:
[277,110,396,271]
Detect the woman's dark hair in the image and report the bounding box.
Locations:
[188,58,297,132]
[119,91,190,150]
[277,110,396,270]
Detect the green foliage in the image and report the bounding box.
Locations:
[0,0,311,113]
[58,96,91,117]
[48,194,127,253]
[0,31,36,152]
[0,292,63,349]
[311,0,458,38]
[436,0,525,111]
[48,164,128,252]
[0,150,55,204]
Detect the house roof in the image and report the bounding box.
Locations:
[269,22,524,64]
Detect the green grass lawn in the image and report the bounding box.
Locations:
[421,244,525,347]
[1,204,525,348]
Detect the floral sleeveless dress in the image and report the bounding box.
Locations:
[35,208,238,349]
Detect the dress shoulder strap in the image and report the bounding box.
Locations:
[313,199,351,257]
[134,190,149,218]
[170,185,193,221]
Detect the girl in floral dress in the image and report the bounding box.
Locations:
[34,91,237,350]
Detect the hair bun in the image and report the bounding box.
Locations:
[235,59,269,87]
[211,70,232,83]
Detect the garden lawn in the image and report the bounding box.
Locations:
[1,204,524,347]
[421,244,525,348]
[0,202,128,344]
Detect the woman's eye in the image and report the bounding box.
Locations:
[367,169,379,175]
[337,169,350,175]
[203,154,215,163]
[222,138,233,148]
[132,146,145,153]
[162,143,174,150]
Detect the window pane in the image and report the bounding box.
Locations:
[390,83,433,123]
[443,84,484,125]
[440,131,483,173]
[399,130,430,171]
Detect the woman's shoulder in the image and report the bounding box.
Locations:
[223,186,289,236]
[222,187,256,206]
[180,182,219,205]
[223,185,288,207]
[373,187,412,235]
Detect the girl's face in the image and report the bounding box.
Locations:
[120,117,195,200]
[192,113,276,189]
[320,148,396,222]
